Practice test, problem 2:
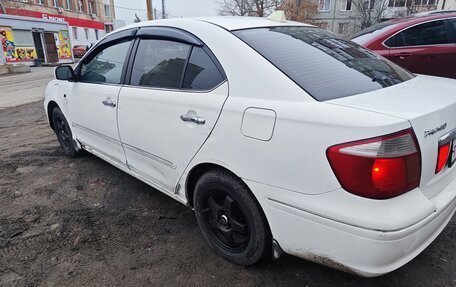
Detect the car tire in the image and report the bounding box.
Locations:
[194,169,272,266]
[52,107,81,157]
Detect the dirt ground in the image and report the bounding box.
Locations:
[0,101,455,287]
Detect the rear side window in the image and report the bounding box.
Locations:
[183,47,224,90]
[234,27,414,101]
[386,20,449,47]
[130,39,190,89]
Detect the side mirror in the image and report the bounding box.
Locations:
[55,65,75,81]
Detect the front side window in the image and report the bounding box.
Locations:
[183,47,224,90]
[130,39,190,89]
[80,40,132,84]
[385,20,448,47]
[234,27,414,101]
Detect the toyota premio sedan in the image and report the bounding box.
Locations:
[44,14,456,277]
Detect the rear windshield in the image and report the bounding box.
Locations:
[233,27,414,101]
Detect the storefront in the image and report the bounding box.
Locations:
[4,8,106,51]
[0,14,73,65]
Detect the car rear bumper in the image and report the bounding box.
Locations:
[245,175,456,277]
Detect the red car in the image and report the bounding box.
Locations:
[72,45,87,58]
[350,13,456,78]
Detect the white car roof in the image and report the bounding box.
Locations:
[122,16,312,32]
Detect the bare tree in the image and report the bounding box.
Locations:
[351,0,389,29]
[216,0,284,17]
[281,0,319,22]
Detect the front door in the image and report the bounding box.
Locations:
[44,33,58,63]
[32,32,46,63]
[118,39,228,193]
[68,39,134,166]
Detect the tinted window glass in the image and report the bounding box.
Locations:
[387,20,449,47]
[80,40,131,84]
[131,39,190,89]
[183,47,224,90]
[234,27,414,101]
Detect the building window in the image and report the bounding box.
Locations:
[363,0,375,9]
[318,0,331,11]
[95,29,99,40]
[105,24,113,33]
[414,0,436,4]
[341,0,353,10]
[88,1,96,14]
[338,23,349,34]
[388,0,406,7]
[315,22,329,29]
[84,28,89,40]
[78,0,84,12]
[37,0,45,4]
[72,27,78,40]
[53,0,61,7]
[104,4,112,17]
[66,0,72,10]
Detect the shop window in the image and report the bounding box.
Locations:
[72,27,78,40]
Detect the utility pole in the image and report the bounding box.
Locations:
[161,0,166,19]
[146,0,153,20]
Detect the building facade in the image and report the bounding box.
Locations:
[438,0,456,9]
[0,0,116,65]
[313,0,439,36]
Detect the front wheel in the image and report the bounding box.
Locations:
[52,107,81,157]
[194,169,272,266]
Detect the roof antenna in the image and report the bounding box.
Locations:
[266,11,287,23]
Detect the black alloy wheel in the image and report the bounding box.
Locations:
[194,169,272,266]
[52,107,80,157]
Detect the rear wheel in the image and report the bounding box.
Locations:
[194,169,272,265]
[52,107,81,157]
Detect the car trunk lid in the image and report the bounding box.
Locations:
[328,75,456,199]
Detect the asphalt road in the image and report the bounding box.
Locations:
[0,68,455,286]
[0,67,56,109]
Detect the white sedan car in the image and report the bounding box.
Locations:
[44,16,456,277]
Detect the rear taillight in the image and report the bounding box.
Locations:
[436,142,451,174]
[327,129,421,199]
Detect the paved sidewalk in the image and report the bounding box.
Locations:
[0,66,55,109]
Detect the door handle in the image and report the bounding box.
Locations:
[102,99,116,107]
[398,53,411,60]
[180,114,206,125]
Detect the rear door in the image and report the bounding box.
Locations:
[385,19,454,78]
[118,33,228,193]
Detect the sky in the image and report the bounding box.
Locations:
[115,0,219,25]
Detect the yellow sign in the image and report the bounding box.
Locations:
[57,30,72,59]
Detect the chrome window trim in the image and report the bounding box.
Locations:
[382,18,454,49]
[121,79,227,94]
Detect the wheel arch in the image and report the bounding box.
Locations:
[47,100,59,130]
[186,162,245,208]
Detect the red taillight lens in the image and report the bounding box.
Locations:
[327,129,421,199]
[436,143,451,174]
